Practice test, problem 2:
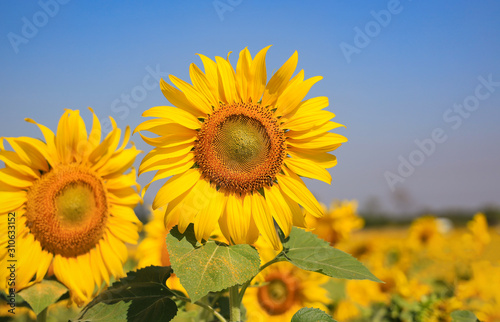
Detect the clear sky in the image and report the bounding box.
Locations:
[1,0,499,214]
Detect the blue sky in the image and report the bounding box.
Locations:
[1,0,499,213]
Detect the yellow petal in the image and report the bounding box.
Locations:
[139,143,193,175]
[215,56,239,103]
[284,96,329,119]
[140,156,195,196]
[287,132,347,152]
[251,192,281,250]
[0,140,39,178]
[98,146,141,178]
[109,204,141,225]
[170,75,213,115]
[0,191,27,213]
[190,64,219,107]
[194,184,225,241]
[277,170,323,218]
[87,107,102,151]
[139,151,194,176]
[89,118,121,168]
[0,167,33,188]
[288,147,338,168]
[275,76,323,116]
[285,157,332,184]
[235,47,252,102]
[280,188,307,228]
[6,137,50,172]
[196,53,219,94]
[138,130,197,148]
[160,78,208,118]
[141,105,201,130]
[108,187,141,207]
[264,185,293,237]
[25,117,58,163]
[105,168,139,191]
[285,110,336,132]
[287,121,343,140]
[262,51,298,106]
[248,45,272,101]
[108,216,139,244]
[152,169,201,209]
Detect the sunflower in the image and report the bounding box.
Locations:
[407,216,447,255]
[0,109,142,305]
[135,207,186,294]
[242,241,330,321]
[136,46,347,249]
[305,199,363,246]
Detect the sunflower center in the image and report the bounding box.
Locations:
[258,271,298,315]
[26,164,108,257]
[196,102,285,194]
[56,183,96,225]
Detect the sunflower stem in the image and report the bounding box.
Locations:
[229,285,241,322]
[173,295,227,322]
[36,307,48,322]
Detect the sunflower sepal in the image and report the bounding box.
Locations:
[277,227,382,282]
[75,266,179,322]
[165,224,260,302]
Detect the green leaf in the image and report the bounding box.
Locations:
[17,280,68,315]
[75,266,178,322]
[166,224,260,302]
[281,227,382,282]
[291,307,337,322]
[73,302,130,321]
[451,310,479,322]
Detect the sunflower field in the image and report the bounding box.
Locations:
[1,42,498,322]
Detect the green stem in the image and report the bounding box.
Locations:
[37,307,48,322]
[229,285,241,322]
[173,295,227,322]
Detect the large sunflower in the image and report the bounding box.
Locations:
[0,109,142,305]
[136,46,347,249]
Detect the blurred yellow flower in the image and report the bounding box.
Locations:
[407,216,447,258]
[461,213,491,258]
[306,200,363,245]
[243,261,330,322]
[333,300,361,321]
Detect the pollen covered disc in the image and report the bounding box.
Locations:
[195,102,286,193]
[26,164,108,257]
